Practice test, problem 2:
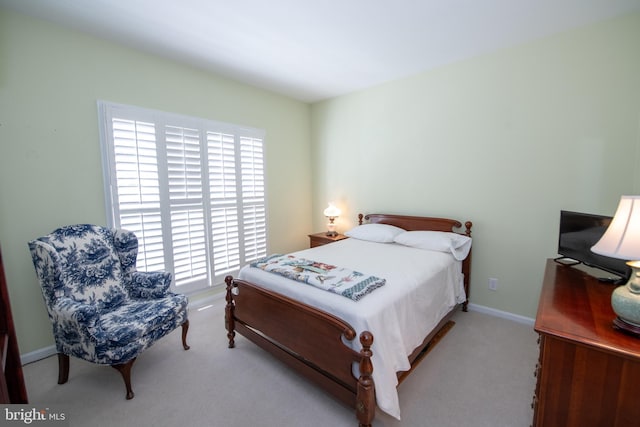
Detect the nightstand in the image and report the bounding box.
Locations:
[308,232,348,248]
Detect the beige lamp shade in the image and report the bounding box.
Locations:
[591,195,640,335]
[591,195,640,260]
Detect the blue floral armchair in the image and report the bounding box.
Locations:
[29,224,189,399]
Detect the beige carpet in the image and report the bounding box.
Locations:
[22,298,538,426]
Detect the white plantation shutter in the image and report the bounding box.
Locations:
[208,131,241,275]
[240,137,266,262]
[99,101,267,293]
[111,118,166,272]
[165,125,208,288]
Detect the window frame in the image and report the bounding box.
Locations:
[98,100,268,294]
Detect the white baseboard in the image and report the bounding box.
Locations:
[468,303,535,326]
[187,289,225,311]
[21,345,56,365]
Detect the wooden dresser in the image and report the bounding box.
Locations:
[533,259,640,427]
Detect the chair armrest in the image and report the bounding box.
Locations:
[127,271,172,299]
[53,297,99,328]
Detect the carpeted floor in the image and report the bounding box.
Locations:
[22,298,538,426]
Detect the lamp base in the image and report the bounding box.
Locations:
[610,262,640,338]
[613,316,640,338]
[325,231,337,237]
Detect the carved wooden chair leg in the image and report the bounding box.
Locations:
[57,353,70,384]
[181,320,190,350]
[112,358,136,400]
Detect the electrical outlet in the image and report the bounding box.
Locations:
[488,278,498,291]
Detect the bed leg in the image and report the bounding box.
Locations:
[225,275,236,349]
[356,331,375,427]
[462,241,471,313]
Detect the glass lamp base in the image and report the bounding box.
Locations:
[611,262,640,338]
[326,218,337,237]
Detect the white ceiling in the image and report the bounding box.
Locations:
[2,0,640,102]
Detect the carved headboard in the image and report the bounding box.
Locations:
[359,213,472,236]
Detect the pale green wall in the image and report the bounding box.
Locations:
[0,9,312,354]
[2,7,639,357]
[310,13,640,319]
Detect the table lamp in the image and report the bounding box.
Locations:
[591,195,640,336]
[323,203,341,237]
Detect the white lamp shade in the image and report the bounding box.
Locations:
[323,203,341,218]
[591,195,640,260]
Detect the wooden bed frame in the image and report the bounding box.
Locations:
[224,213,472,427]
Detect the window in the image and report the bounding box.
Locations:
[98,101,267,294]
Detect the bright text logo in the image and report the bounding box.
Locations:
[2,406,67,425]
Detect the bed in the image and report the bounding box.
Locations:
[224,213,472,426]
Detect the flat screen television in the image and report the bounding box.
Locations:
[557,210,631,281]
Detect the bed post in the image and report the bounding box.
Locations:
[464,221,472,237]
[224,275,236,348]
[462,221,473,312]
[358,213,364,225]
[356,331,375,427]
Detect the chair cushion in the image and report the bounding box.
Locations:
[97,294,188,348]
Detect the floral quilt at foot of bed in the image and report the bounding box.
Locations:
[250,254,386,301]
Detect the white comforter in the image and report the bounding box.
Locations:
[238,238,466,420]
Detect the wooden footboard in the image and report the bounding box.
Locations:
[225,276,376,427]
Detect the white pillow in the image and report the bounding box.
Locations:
[393,230,472,260]
[344,223,406,243]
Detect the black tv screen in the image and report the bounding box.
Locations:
[557,210,630,279]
